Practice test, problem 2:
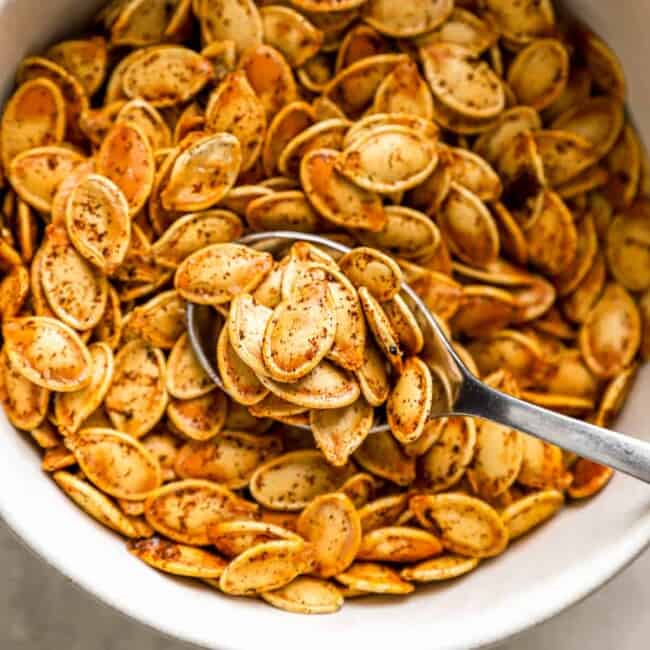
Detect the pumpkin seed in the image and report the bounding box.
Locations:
[438,183,500,268]
[240,44,297,120]
[205,71,266,171]
[606,204,650,292]
[162,133,242,212]
[372,60,434,119]
[151,209,242,270]
[67,427,162,500]
[411,493,509,558]
[518,435,570,490]
[258,358,361,410]
[166,333,213,400]
[473,106,542,164]
[54,343,114,436]
[421,43,505,119]
[524,189,577,277]
[219,539,313,595]
[579,283,641,378]
[580,28,626,99]
[53,471,139,538]
[418,417,476,492]
[227,293,273,377]
[358,287,404,373]
[363,0,452,37]
[336,562,414,594]
[568,459,614,499]
[339,247,402,302]
[296,493,361,577]
[105,339,168,437]
[125,290,185,350]
[122,45,213,107]
[174,432,282,489]
[414,7,497,55]
[358,526,443,563]
[310,397,374,466]
[17,56,89,145]
[175,243,273,305]
[340,473,376,508]
[250,450,354,511]
[66,174,130,274]
[39,226,108,331]
[9,146,84,213]
[96,122,155,216]
[482,0,555,47]
[117,98,172,150]
[355,429,415,486]
[501,489,564,540]
[507,39,568,111]
[301,148,386,232]
[200,0,262,55]
[217,326,268,405]
[552,96,624,161]
[128,537,227,578]
[167,389,228,441]
[262,576,343,614]
[0,347,49,430]
[387,357,433,444]
[336,125,438,194]
[467,412,523,500]
[324,54,409,118]
[562,253,606,323]
[144,479,257,545]
[0,263,29,319]
[1,79,65,169]
[208,519,302,557]
[3,316,92,392]
[247,191,319,234]
[401,554,479,582]
[263,280,336,382]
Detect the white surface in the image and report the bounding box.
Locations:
[0,1,650,650]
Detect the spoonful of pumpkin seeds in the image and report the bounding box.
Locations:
[184,230,650,483]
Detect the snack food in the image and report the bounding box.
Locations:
[0,0,645,615]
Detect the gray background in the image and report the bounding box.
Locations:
[0,521,647,650]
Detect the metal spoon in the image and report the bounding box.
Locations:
[186,231,650,484]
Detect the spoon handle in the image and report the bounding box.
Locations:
[455,375,650,484]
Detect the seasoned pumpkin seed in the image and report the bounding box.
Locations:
[250,450,354,511]
[54,342,114,435]
[144,479,257,545]
[105,339,168,437]
[411,493,509,558]
[3,316,91,392]
[296,493,361,577]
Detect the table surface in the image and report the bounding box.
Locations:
[0,520,647,650]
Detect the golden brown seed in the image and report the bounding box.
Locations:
[175,243,273,305]
[250,450,355,511]
[3,316,92,392]
[174,432,282,489]
[128,537,227,578]
[105,339,168,438]
[67,428,162,500]
[144,479,257,545]
[296,493,361,577]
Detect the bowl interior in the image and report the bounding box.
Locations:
[1,2,650,650]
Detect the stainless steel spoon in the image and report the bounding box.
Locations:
[186,231,650,484]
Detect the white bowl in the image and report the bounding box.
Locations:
[1,1,650,649]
